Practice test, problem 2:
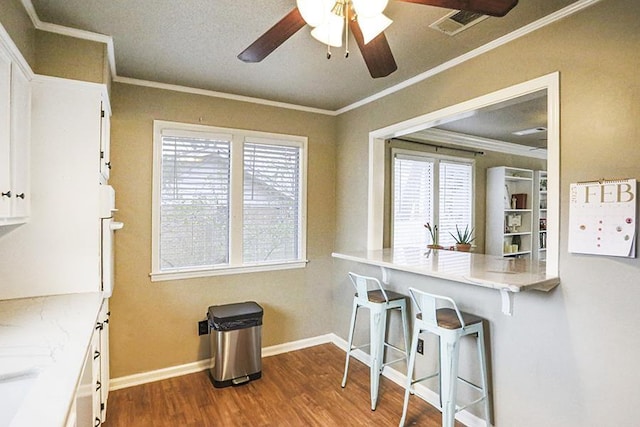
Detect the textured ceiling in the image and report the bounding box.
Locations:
[29,0,580,111]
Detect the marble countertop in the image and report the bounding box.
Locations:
[332,247,560,293]
[0,292,104,427]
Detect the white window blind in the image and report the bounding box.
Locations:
[243,141,302,264]
[393,154,434,248]
[438,161,473,247]
[160,135,231,270]
[392,150,473,249]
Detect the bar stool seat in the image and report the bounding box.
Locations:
[400,288,491,427]
[341,272,410,411]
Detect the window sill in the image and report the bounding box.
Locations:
[150,260,309,282]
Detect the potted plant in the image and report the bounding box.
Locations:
[424,223,443,249]
[450,224,475,252]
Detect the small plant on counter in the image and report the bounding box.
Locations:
[450,224,475,251]
[424,223,442,249]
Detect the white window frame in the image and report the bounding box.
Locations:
[390,148,475,248]
[151,120,308,281]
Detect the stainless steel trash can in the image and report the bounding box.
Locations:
[207,301,263,388]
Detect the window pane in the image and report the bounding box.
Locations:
[160,136,230,270]
[393,155,434,248]
[243,142,301,264]
[439,161,473,247]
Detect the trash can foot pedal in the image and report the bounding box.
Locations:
[232,376,250,386]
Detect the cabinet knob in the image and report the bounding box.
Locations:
[95,416,101,427]
[96,380,102,391]
[15,193,25,199]
[93,350,101,360]
[105,161,112,169]
[1,191,10,198]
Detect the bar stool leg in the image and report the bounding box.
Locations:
[341,300,359,388]
[399,301,411,366]
[399,326,421,427]
[440,333,461,427]
[476,326,491,426]
[369,306,387,410]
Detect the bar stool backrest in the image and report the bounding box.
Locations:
[348,272,390,303]
[408,287,466,329]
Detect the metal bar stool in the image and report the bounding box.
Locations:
[341,272,411,411]
[400,287,491,427]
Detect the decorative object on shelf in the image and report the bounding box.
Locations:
[511,234,521,253]
[540,178,547,191]
[450,224,475,252]
[504,184,511,209]
[507,213,522,232]
[424,222,443,249]
[513,193,527,209]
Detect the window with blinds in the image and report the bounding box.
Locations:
[438,160,473,247]
[243,141,302,264]
[393,153,434,248]
[152,121,307,280]
[160,134,231,270]
[392,150,473,249]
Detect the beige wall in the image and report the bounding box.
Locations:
[108,83,337,377]
[333,1,640,426]
[0,0,35,67]
[34,31,108,84]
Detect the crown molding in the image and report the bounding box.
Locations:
[20,0,601,116]
[410,128,548,159]
[113,75,337,116]
[335,0,603,114]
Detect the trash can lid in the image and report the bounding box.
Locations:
[208,301,263,324]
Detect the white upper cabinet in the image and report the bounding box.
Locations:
[0,44,31,225]
[99,102,111,182]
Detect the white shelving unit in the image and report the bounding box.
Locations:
[534,170,548,262]
[485,166,534,258]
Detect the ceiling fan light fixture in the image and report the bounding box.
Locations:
[352,0,389,17]
[296,0,333,28]
[311,14,345,47]
[357,13,392,44]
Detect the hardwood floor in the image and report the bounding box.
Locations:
[105,343,459,426]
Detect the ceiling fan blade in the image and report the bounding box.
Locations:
[350,20,398,79]
[396,0,518,17]
[238,8,306,63]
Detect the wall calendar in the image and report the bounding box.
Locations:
[568,178,637,258]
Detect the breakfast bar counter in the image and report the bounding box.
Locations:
[332,247,560,315]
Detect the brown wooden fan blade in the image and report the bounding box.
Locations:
[350,20,398,79]
[397,0,518,17]
[238,8,306,63]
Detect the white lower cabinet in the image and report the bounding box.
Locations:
[69,299,110,427]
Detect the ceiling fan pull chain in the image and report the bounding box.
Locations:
[344,5,350,58]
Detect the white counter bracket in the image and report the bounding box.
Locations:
[500,289,514,316]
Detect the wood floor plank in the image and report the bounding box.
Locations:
[105,343,459,426]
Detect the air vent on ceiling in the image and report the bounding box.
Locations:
[429,10,488,36]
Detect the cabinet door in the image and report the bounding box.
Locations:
[10,62,30,218]
[99,102,110,182]
[0,48,11,218]
[99,300,110,422]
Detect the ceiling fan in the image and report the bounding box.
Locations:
[238,0,518,79]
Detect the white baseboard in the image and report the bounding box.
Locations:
[109,333,488,426]
[110,333,338,391]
